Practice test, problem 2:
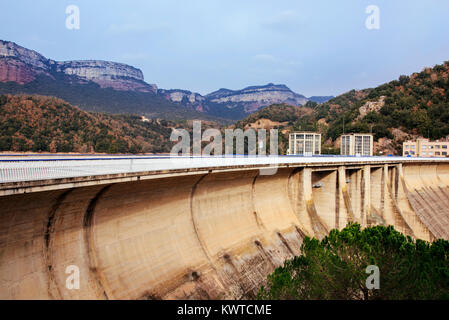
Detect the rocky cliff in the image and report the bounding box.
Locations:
[157,88,206,112]
[0,40,51,84]
[206,83,308,113]
[0,40,332,120]
[54,60,157,93]
[0,40,157,93]
[160,83,318,118]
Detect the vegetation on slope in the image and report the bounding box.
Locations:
[234,103,315,129]
[258,223,449,300]
[3,61,449,155]
[0,94,179,153]
[0,74,225,122]
[233,103,318,154]
[318,61,449,143]
[237,61,449,155]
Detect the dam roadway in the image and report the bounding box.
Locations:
[1,155,449,299]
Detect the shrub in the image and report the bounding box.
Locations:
[258,223,449,300]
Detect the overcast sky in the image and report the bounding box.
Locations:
[1,0,449,96]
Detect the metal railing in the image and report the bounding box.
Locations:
[0,155,447,184]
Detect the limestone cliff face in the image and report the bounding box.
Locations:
[206,83,308,113]
[55,60,144,81]
[0,40,51,84]
[54,60,157,93]
[161,84,310,116]
[0,40,157,93]
[0,40,49,70]
[158,89,206,111]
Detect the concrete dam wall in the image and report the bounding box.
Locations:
[1,160,448,299]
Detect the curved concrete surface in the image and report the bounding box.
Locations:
[0,159,449,299]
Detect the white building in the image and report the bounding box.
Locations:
[288,132,321,155]
[340,133,373,156]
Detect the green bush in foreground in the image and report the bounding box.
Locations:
[258,223,449,300]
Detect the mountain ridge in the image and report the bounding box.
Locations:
[0,40,158,93]
[0,40,333,120]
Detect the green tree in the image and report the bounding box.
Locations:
[258,223,449,300]
[0,136,12,150]
[0,94,7,106]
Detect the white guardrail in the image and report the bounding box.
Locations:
[0,157,171,183]
[0,155,447,183]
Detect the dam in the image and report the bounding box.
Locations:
[0,155,449,300]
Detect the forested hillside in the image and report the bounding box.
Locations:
[236,61,449,155]
[3,61,449,155]
[0,94,178,153]
[0,75,223,122]
[317,60,449,143]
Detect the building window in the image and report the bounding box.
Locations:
[363,136,371,156]
[443,152,447,156]
[345,136,350,155]
[304,135,313,154]
[443,145,448,149]
[341,136,350,155]
[436,145,441,149]
[355,136,363,155]
[436,152,441,156]
[296,141,304,155]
